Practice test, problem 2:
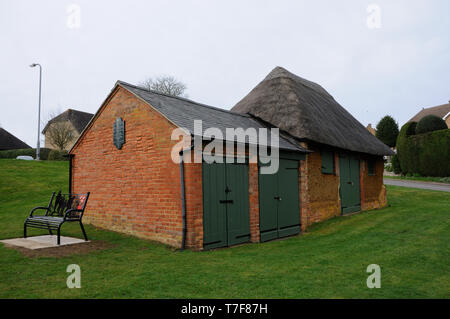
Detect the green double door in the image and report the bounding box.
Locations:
[339,154,361,214]
[202,161,250,250]
[259,159,300,242]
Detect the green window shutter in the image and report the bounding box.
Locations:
[321,150,334,174]
[368,160,375,176]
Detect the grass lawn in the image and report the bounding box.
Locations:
[384,175,450,184]
[0,159,449,298]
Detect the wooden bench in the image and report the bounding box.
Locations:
[24,191,90,245]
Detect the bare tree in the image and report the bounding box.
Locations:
[139,75,187,97]
[45,121,75,150]
[44,110,74,151]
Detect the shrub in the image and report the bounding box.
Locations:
[48,149,69,161]
[406,122,417,136]
[396,122,418,174]
[376,115,399,147]
[409,128,450,176]
[0,148,51,160]
[384,162,393,172]
[397,124,449,177]
[390,154,401,174]
[415,115,447,135]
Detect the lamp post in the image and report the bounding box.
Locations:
[30,63,42,160]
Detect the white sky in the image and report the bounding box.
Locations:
[1,0,449,146]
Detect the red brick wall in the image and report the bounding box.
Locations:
[299,158,310,231]
[248,163,260,242]
[360,157,387,210]
[300,144,387,230]
[303,148,341,227]
[71,86,202,248]
[184,156,203,250]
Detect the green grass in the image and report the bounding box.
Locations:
[384,175,450,184]
[0,159,449,298]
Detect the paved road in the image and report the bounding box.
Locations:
[384,178,450,192]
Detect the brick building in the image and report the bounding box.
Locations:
[69,67,393,250]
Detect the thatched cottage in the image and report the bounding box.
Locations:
[69,67,393,250]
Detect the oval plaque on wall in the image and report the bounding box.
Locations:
[113,117,125,150]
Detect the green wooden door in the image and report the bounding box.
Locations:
[259,168,279,242]
[259,159,300,242]
[202,161,250,249]
[226,163,250,246]
[202,162,227,249]
[339,154,361,214]
[277,159,301,237]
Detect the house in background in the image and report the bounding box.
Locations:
[42,109,93,150]
[408,101,450,128]
[69,67,393,250]
[366,124,376,136]
[0,127,30,151]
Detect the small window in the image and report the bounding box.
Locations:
[321,150,334,174]
[368,160,375,176]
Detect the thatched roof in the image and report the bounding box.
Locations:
[408,102,450,123]
[42,109,93,134]
[232,67,394,156]
[0,128,31,150]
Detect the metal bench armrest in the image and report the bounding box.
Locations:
[29,206,50,217]
[64,208,83,220]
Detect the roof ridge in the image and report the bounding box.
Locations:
[117,80,251,119]
[66,108,94,115]
[421,102,450,110]
[264,66,334,99]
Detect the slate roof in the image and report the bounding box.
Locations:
[408,102,450,123]
[232,67,394,156]
[42,109,93,134]
[118,81,306,152]
[0,128,31,150]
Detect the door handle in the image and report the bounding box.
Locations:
[347,182,353,185]
[225,186,231,193]
[274,196,282,201]
[219,200,234,204]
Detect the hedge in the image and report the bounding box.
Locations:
[396,122,417,175]
[390,154,401,174]
[396,126,450,176]
[415,115,447,134]
[0,148,51,160]
[48,149,69,161]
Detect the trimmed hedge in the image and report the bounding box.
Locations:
[390,154,401,174]
[416,115,447,134]
[48,149,69,161]
[0,148,51,160]
[396,122,417,175]
[396,124,450,176]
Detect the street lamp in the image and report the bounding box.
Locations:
[30,63,42,160]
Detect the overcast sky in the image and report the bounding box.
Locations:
[1,0,449,146]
